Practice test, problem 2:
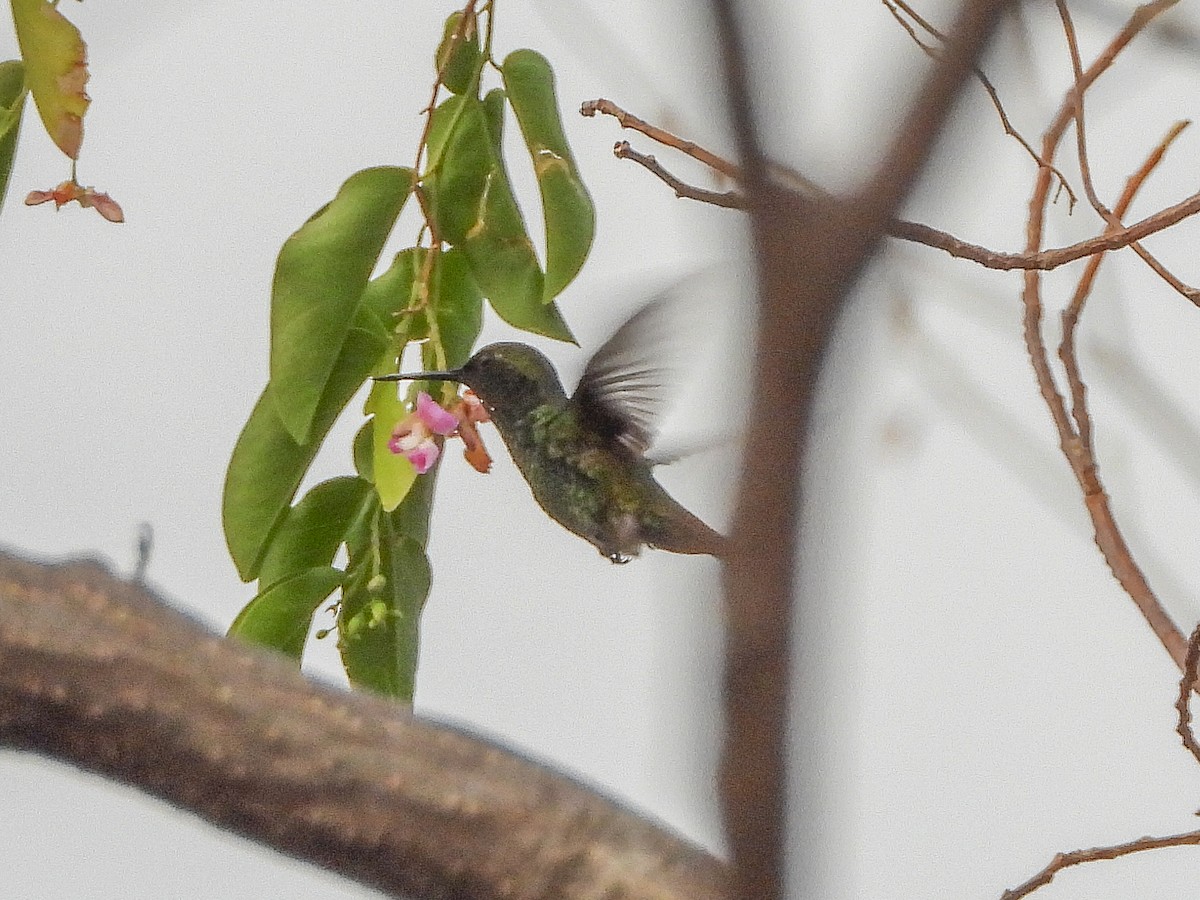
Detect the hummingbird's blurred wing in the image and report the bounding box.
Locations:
[572,285,695,457]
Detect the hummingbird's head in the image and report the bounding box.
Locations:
[456,343,565,411]
[374,342,566,415]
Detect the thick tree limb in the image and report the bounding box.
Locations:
[0,550,727,900]
[711,1,1015,899]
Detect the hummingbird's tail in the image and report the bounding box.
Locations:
[646,509,729,558]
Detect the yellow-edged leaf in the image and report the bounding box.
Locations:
[11,0,89,159]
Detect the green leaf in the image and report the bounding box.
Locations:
[436,248,483,367]
[363,246,482,369]
[257,476,372,589]
[464,209,574,342]
[0,61,27,213]
[353,420,374,481]
[425,95,468,173]
[502,50,595,300]
[435,10,481,95]
[426,97,492,245]
[361,248,425,339]
[11,0,87,158]
[426,96,573,343]
[481,88,506,155]
[365,380,418,512]
[228,566,344,660]
[223,324,388,581]
[270,166,413,444]
[339,472,436,700]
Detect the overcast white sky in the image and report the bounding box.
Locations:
[6,1,1200,897]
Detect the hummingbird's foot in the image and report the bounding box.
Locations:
[600,514,643,563]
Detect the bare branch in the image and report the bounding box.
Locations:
[882,0,1079,205]
[582,97,741,180]
[586,99,1200,273]
[890,194,1200,270]
[1059,120,1189,453]
[1020,0,1191,671]
[709,1,1015,898]
[1001,828,1200,900]
[0,550,727,900]
[1054,0,1198,304]
[612,141,746,208]
[1176,623,1200,766]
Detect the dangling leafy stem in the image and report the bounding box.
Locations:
[223,0,593,702]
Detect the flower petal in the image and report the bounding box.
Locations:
[24,189,57,206]
[81,189,124,222]
[388,416,425,455]
[415,391,458,435]
[405,438,441,474]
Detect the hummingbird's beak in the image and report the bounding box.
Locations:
[373,369,464,383]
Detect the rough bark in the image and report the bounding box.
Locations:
[0,550,727,900]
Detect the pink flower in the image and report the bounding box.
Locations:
[388,392,458,474]
[415,391,458,433]
[25,179,124,222]
[386,389,494,475]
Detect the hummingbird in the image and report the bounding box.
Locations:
[375,295,727,564]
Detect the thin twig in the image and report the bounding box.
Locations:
[1058,120,1190,453]
[407,0,483,376]
[1000,829,1200,899]
[612,141,746,208]
[882,0,941,53]
[1074,0,1199,56]
[1021,0,1189,670]
[581,98,741,179]
[1055,0,1199,305]
[890,0,949,38]
[414,0,480,175]
[883,0,1078,205]
[890,193,1200,270]
[131,522,153,585]
[1175,623,1200,766]
[603,125,1200,274]
[583,97,826,198]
